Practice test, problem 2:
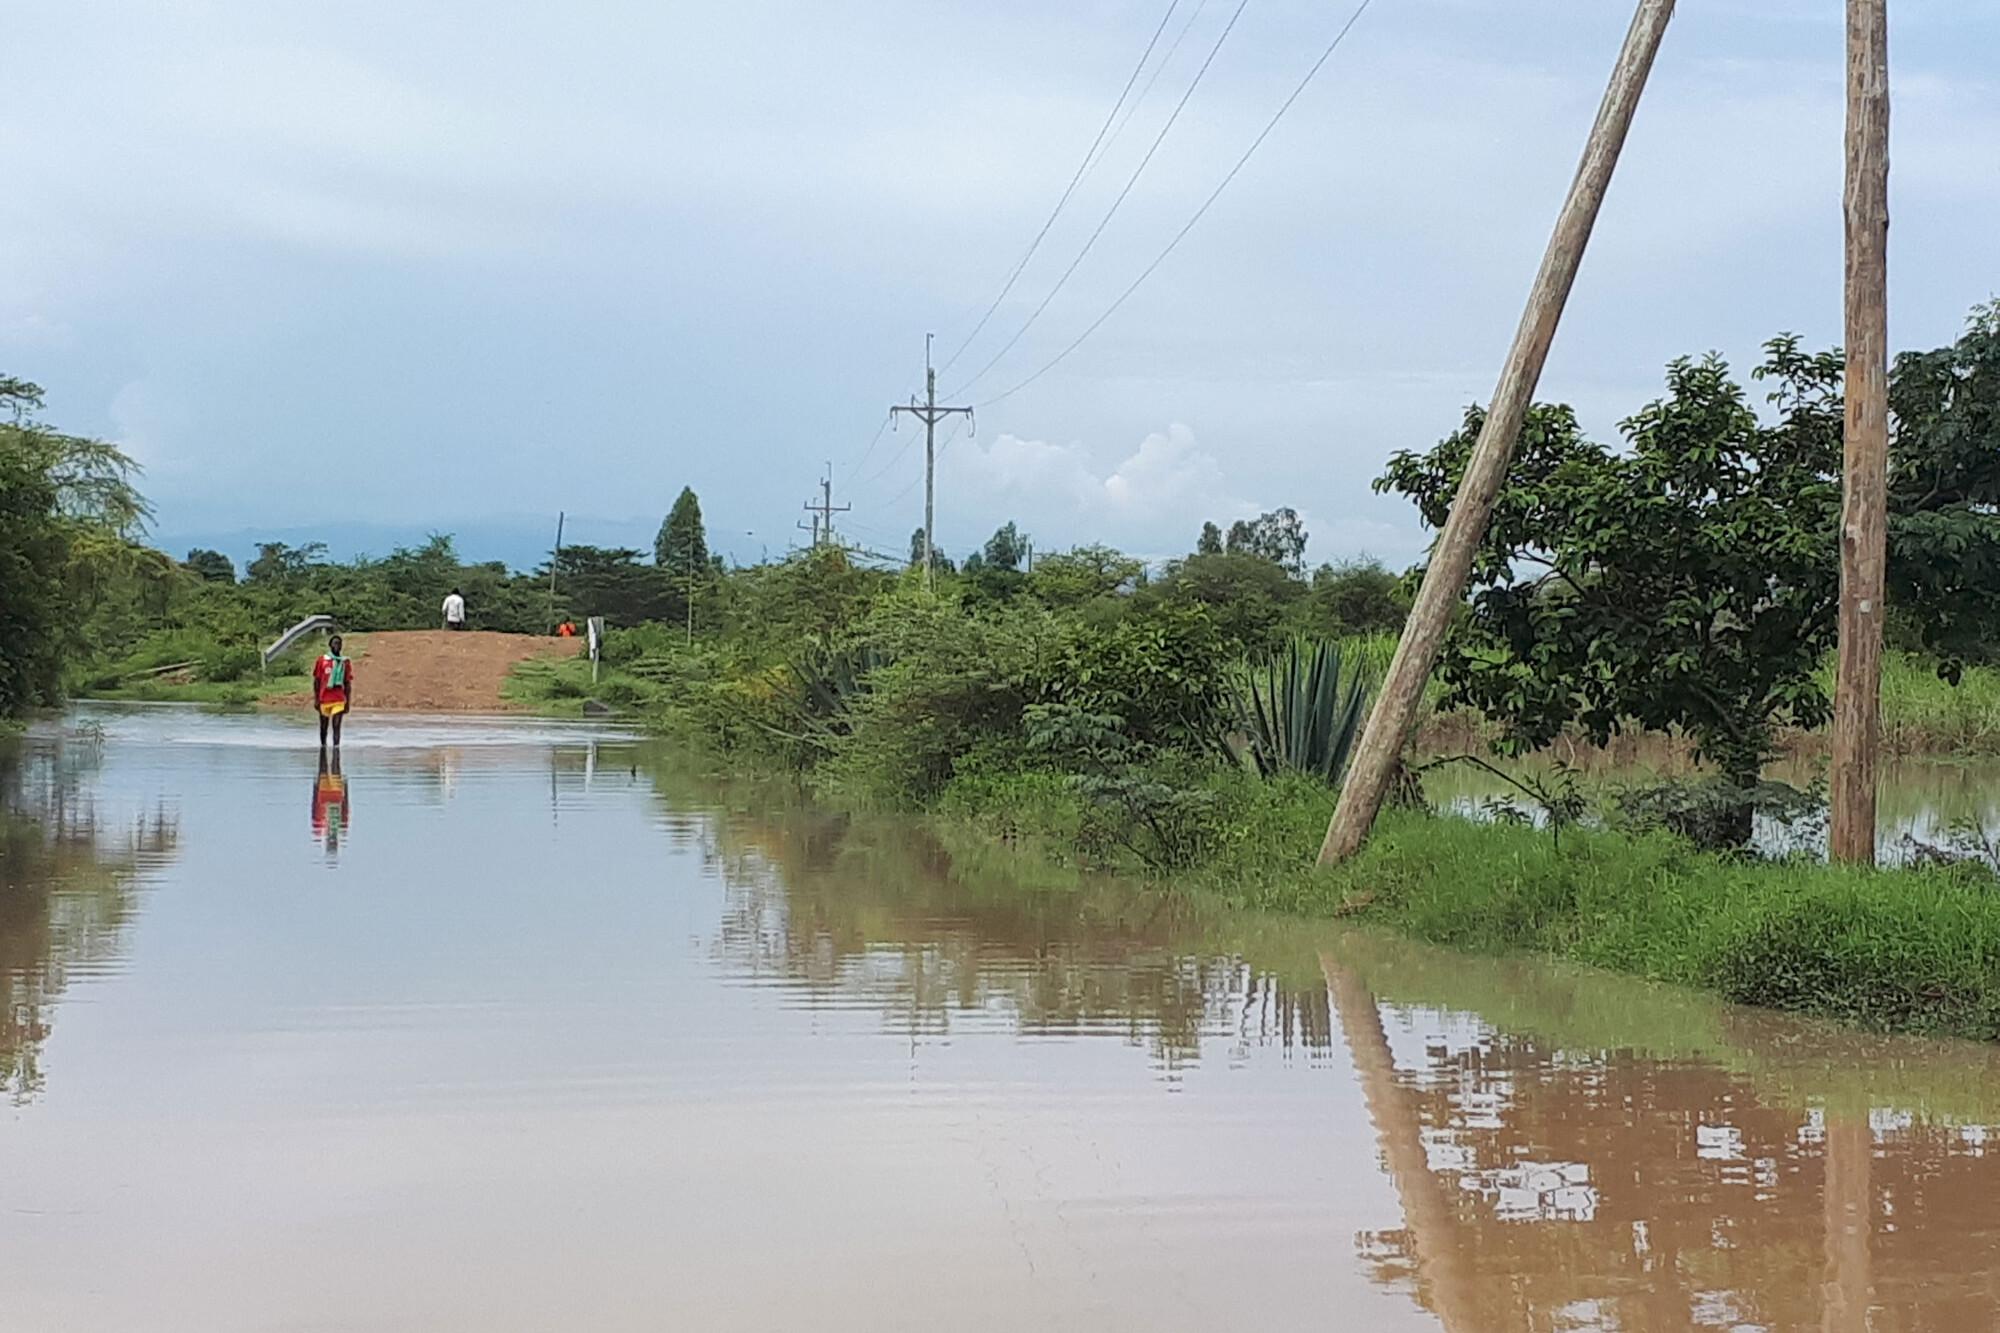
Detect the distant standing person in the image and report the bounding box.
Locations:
[443,587,466,631]
[313,635,354,748]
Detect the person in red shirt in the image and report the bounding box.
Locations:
[312,634,355,749]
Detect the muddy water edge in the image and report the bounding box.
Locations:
[2,703,1998,1331]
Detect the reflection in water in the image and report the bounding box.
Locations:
[666,772,2000,1329]
[310,750,351,859]
[0,734,176,1102]
[1323,936,2000,1331]
[695,800,1332,1071]
[1426,749,2000,867]
[10,712,2000,1329]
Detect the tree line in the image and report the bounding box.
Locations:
[4,299,1997,780]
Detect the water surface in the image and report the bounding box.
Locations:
[3,705,1999,1331]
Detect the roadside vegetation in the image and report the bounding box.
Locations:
[8,307,2000,1037]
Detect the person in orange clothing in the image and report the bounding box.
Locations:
[311,749,350,858]
[312,634,355,748]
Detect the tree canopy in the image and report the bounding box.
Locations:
[655,487,709,579]
[183,549,236,584]
[1223,508,1308,576]
[1379,346,1845,782]
[0,379,150,714]
[1887,302,2000,676]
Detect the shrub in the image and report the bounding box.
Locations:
[201,644,261,683]
[1036,600,1230,753]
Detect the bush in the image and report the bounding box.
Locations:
[201,644,261,683]
[1036,600,1230,752]
[815,594,1058,804]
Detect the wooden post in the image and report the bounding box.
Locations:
[1830,0,1890,865]
[1319,0,1676,865]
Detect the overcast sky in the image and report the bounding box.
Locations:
[5,0,1996,570]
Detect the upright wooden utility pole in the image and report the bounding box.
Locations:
[1319,0,1676,865]
[547,510,564,630]
[891,334,972,589]
[1830,0,1891,865]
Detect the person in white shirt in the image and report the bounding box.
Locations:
[442,588,467,630]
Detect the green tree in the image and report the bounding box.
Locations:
[544,545,676,625]
[246,541,327,583]
[1026,545,1144,610]
[1223,507,1309,575]
[1886,303,2000,674]
[1196,521,1223,556]
[981,521,1027,572]
[1140,551,1304,653]
[1378,347,1844,796]
[906,527,954,576]
[183,549,236,583]
[655,487,709,579]
[1297,557,1406,637]
[0,376,150,714]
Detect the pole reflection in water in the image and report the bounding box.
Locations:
[1319,930,2000,1331]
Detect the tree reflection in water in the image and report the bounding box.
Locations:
[647,767,2000,1328]
[695,800,1331,1073]
[0,734,176,1102]
[1326,937,2000,1332]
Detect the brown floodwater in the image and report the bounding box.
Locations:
[4,704,2000,1331]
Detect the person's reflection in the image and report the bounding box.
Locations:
[310,750,351,861]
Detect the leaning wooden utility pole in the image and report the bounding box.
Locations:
[890,334,972,591]
[1319,0,1676,866]
[1830,0,1891,865]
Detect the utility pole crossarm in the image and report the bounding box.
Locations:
[891,341,974,591]
[801,467,850,548]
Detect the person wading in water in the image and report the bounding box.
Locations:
[314,634,355,748]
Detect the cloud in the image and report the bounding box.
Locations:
[4,0,1996,565]
[940,422,1429,568]
[948,423,1249,545]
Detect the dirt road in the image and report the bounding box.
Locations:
[268,630,579,712]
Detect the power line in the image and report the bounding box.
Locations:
[945,0,1257,400]
[851,414,922,490]
[841,411,894,484]
[936,0,1185,379]
[1097,0,1212,172]
[975,0,1378,410]
[880,417,965,510]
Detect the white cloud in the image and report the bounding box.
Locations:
[948,422,1250,543]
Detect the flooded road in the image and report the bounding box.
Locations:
[4,706,2000,1330]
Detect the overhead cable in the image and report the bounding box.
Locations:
[946,0,1257,400]
[976,0,1378,410]
[936,0,1185,378]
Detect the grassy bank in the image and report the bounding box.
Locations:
[73,628,314,706]
[933,761,2000,1043]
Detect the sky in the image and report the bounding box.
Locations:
[4,0,1997,572]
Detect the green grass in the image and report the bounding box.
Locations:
[1294,811,2000,1041]
[1870,651,2000,752]
[938,759,2000,1043]
[75,628,319,706]
[502,654,661,717]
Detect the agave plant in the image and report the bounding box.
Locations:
[788,642,892,737]
[1229,637,1371,785]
